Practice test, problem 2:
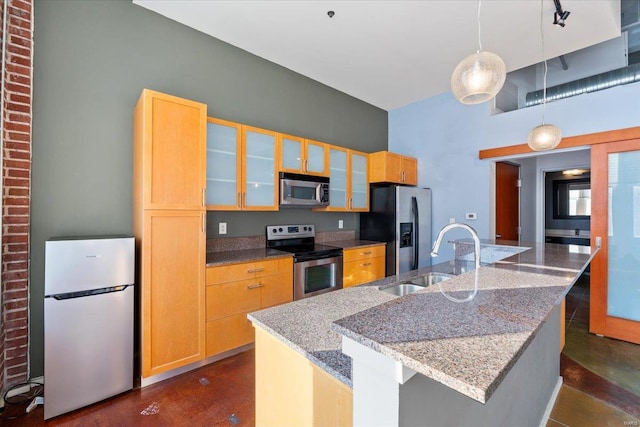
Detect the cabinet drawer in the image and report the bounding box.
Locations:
[206,257,291,285]
[261,273,293,308]
[206,278,262,322]
[343,245,385,263]
[206,313,254,357]
[343,257,385,288]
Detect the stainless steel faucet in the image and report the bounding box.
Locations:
[431,222,481,271]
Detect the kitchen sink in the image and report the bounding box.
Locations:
[408,272,455,287]
[378,283,425,296]
[379,272,455,296]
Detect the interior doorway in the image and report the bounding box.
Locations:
[495,162,520,242]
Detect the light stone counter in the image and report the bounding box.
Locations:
[248,241,595,403]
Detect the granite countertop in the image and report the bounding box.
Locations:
[248,241,595,402]
[206,248,292,267]
[206,239,383,266]
[324,239,386,250]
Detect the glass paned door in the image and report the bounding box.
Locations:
[591,139,640,344]
[606,150,640,321]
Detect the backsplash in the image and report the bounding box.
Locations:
[207,230,356,253]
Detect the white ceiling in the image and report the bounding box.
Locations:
[133,0,621,111]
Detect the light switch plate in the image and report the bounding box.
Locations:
[219,222,227,235]
[338,220,344,229]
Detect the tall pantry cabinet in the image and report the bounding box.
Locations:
[133,89,207,381]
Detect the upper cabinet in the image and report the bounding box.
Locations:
[134,90,207,210]
[369,151,417,185]
[207,118,278,211]
[320,146,369,212]
[280,134,329,176]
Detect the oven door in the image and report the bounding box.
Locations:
[293,255,343,300]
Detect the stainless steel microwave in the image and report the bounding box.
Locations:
[279,172,329,208]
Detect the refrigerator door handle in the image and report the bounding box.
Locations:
[411,196,419,270]
[47,284,132,301]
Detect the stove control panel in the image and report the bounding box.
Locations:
[267,224,314,240]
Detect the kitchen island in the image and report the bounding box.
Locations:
[248,241,595,426]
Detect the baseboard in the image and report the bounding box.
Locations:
[140,344,254,388]
[0,376,45,409]
[539,376,563,427]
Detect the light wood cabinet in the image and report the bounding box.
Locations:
[206,118,279,211]
[369,151,418,185]
[319,146,369,212]
[280,134,329,176]
[133,89,207,379]
[343,244,386,287]
[255,326,353,427]
[205,257,293,357]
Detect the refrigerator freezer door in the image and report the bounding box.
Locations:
[44,286,134,419]
[397,187,432,274]
[45,237,134,295]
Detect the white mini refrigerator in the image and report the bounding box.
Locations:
[44,236,134,419]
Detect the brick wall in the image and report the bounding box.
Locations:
[1,0,33,392]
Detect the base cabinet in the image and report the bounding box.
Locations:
[205,257,293,358]
[255,326,353,426]
[343,244,386,288]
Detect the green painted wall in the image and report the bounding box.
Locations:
[31,0,387,377]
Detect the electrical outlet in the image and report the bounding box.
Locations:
[449,217,455,224]
[338,220,344,229]
[465,212,477,220]
[218,222,227,235]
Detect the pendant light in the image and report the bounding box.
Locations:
[451,0,506,104]
[527,0,562,151]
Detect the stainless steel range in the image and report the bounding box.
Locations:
[266,224,343,300]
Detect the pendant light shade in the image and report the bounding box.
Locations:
[527,123,562,151]
[527,0,562,152]
[451,51,506,104]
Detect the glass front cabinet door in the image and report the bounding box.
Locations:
[206,119,277,211]
[280,134,328,176]
[206,118,242,210]
[349,150,369,211]
[243,126,278,210]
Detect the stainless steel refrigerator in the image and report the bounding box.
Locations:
[360,186,432,276]
[44,236,134,420]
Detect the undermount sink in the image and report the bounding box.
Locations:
[408,272,455,287]
[379,283,424,296]
[379,272,455,296]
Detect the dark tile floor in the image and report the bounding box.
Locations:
[3,273,639,426]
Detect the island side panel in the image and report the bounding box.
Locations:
[254,326,353,426]
[398,305,561,427]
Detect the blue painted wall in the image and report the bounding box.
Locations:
[389,82,640,260]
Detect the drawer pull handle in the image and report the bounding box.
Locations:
[361,251,372,255]
[361,262,372,267]
[247,283,264,289]
[247,268,265,273]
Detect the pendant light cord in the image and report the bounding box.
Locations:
[541,0,548,124]
[477,0,483,52]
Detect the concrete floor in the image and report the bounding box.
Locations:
[547,274,640,427]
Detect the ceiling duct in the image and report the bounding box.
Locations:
[525,62,640,106]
